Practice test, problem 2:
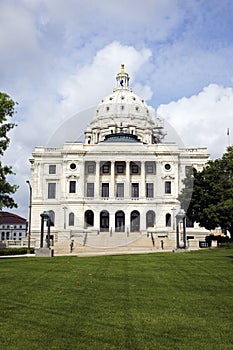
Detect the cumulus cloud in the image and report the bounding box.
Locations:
[59,41,152,117]
[158,84,233,159]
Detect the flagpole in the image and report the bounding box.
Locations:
[227,128,231,146]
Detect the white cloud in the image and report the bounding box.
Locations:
[58,41,152,117]
[157,84,233,159]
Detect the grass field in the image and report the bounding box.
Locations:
[0,248,233,350]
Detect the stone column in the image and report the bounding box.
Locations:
[125,161,130,198]
[109,211,115,233]
[140,161,146,198]
[95,161,100,198]
[110,161,115,198]
[79,160,85,198]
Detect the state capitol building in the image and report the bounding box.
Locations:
[29,65,209,253]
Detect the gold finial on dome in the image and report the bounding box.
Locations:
[121,64,125,74]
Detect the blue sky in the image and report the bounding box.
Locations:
[1,0,233,218]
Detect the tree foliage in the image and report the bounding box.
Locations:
[178,146,233,240]
[0,92,18,210]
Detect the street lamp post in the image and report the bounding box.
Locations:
[175,210,186,249]
[26,180,32,254]
[171,207,176,230]
[10,225,14,241]
[63,206,67,230]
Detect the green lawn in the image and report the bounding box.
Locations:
[0,248,233,350]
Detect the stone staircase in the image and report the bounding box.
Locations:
[53,231,179,255]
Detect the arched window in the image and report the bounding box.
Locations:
[115,211,125,232]
[146,211,155,228]
[49,210,55,226]
[100,210,109,232]
[130,210,140,232]
[166,213,171,227]
[69,213,74,226]
[85,210,94,228]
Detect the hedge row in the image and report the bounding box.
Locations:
[0,248,34,256]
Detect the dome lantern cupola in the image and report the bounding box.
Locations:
[115,64,131,90]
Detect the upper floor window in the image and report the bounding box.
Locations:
[69,181,76,193]
[146,162,156,174]
[101,163,110,174]
[85,162,95,174]
[131,162,140,174]
[165,181,171,194]
[49,165,56,174]
[185,166,193,177]
[48,183,56,199]
[116,163,125,174]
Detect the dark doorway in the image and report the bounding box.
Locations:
[115,211,125,232]
[100,210,109,231]
[130,210,140,232]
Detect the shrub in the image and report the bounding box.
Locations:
[0,248,34,256]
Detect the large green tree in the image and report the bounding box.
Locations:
[178,146,233,240]
[0,92,18,210]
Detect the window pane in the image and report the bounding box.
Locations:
[116,183,124,197]
[49,165,56,174]
[102,164,110,174]
[165,181,171,194]
[102,183,109,197]
[48,183,56,198]
[87,183,94,197]
[166,213,171,227]
[116,164,124,174]
[69,213,74,226]
[131,164,139,174]
[146,183,154,198]
[69,181,76,193]
[131,183,139,197]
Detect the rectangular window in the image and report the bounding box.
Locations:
[86,183,94,197]
[116,164,124,174]
[69,181,76,193]
[102,164,110,174]
[48,183,56,198]
[165,181,171,194]
[146,162,156,174]
[131,164,139,174]
[185,166,193,177]
[86,162,95,174]
[131,183,139,198]
[116,183,124,198]
[49,165,56,174]
[102,183,109,197]
[146,183,154,198]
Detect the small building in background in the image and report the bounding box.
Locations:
[0,212,27,241]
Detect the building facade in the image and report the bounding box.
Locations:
[29,65,209,252]
[0,212,27,242]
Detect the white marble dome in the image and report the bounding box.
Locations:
[85,65,164,144]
